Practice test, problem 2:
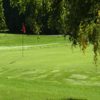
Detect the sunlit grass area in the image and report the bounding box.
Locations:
[0,33,100,100]
[0,33,67,46]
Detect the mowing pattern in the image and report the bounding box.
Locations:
[1,65,100,86]
[0,37,100,100]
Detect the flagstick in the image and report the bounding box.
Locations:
[22,33,24,57]
[21,23,26,57]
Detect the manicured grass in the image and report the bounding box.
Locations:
[0,33,100,100]
[0,33,67,46]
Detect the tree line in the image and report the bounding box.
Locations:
[1,0,67,34]
[0,0,99,35]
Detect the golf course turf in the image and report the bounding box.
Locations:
[0,33,100,100]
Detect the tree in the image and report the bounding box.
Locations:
[8,0,45,34]
[0,0,6,30]
[48,0,63,34]
[66,0,100,63]
[2,0,24,33]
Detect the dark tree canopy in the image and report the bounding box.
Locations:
[0,0,6,30]
[66,0,100,63]
[2,0,67,34]
[2,0,24,33]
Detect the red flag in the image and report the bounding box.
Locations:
[21,23,26,33]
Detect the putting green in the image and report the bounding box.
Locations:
[0,43,100,100]
[0,34,100,100]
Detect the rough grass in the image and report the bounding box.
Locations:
[0,33,100,100]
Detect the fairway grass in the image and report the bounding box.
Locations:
[0,33,66,46]
[0,34,100,100]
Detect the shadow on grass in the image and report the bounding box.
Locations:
[65,98,87,100]
[47,98,87,100]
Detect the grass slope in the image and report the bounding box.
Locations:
[0,33,100,100]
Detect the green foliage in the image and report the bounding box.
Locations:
[5,0,67,35]
[66,0,100,64]
[0,0,6,30]
[2,0,24,33]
